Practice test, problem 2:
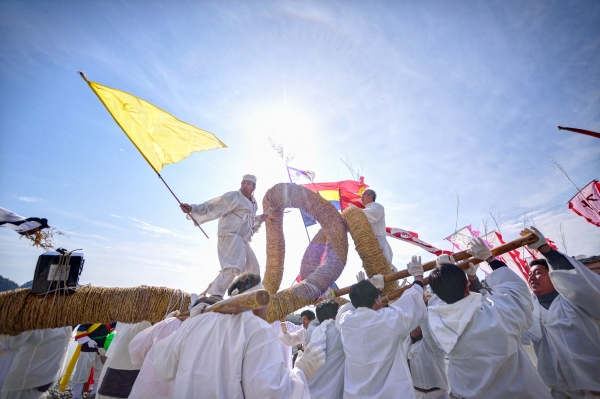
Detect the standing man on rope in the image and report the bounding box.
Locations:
[180,174,268,300]
[359,189,397,271]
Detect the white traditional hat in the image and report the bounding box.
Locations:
[242,174,257,184]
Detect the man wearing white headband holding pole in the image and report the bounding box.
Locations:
[180,174,268,300]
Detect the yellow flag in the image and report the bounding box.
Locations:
[85,79,227,173]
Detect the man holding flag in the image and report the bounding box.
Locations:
[180,175,268,300]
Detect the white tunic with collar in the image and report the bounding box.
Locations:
[336,285,426,399]
[528,254,600,395]
[362,202,393,265]
[428,267,550,399]
[153,311,310,399]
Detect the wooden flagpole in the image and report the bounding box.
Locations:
[78,71,208,239]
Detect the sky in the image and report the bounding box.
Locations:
[1,1,599,296]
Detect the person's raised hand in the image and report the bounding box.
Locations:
[407,256,424,277]
[356,271,366,283]
[466,262,479,276]
[467,237,493,261]
[436,254,456,266]
[180,203,192,213]
[521,226,547,250]
[294,342,326,380]
[369,274,385,290]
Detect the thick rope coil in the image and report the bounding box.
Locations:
[263,183,348,323]
[342,207,399,294]
[0,286,191,335]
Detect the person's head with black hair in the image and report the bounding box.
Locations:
[300,309,315,329]
[227,273,262,296]
[429,264,469,304]
[192,296,219,308]
[316,300,339,323]
[349,279,382,310]
[528,258,556,296]
[225,273,267,319]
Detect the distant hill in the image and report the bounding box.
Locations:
[0,276,19,292]
[20,280,33,288]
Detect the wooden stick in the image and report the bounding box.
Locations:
[333,246,474,297]
[176,289,270,318]
[381,231,539,303]
[334,231,539,298]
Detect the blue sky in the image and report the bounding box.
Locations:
[1,1,599,294]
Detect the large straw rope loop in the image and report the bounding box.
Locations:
[342,207,399,294]
[262,183,348,322]
[0,286,190,335]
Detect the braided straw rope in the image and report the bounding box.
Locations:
[342,207,399,294]
[0,286,190,335]
[263,183,348,323]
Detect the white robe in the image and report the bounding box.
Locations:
[187,190,262,296]
[428,267,550,399]
[362,202,394,266]
[406,317,450,398]
[528,254,600,395]
[0,327,71,398]
[272,321,303,370]
[128,317,182,399]
[96,321,151,399]
[153,311,311,399]
[336,285,425,399]
[304,321,345,399]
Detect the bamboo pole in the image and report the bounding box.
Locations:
[333,230,539,298]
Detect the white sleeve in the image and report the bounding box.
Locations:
[387,284,426,336]
[187,192,237,224]
[128,324,155,367]
[278,329,305,346]
[485,267,534,335]
[152,329,181,382]
[548,253,600,319]
[362,204,384,224]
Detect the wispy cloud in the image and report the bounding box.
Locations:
[128,217,181,237]
[18,196,42,203]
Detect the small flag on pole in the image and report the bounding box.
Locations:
[287,166,316,183]
[568,179,600,227]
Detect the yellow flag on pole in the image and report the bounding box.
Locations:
[82,74,227,173]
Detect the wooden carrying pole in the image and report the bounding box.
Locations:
[382,231,539,303]
[334,230,539,299]
[176,289,270,318]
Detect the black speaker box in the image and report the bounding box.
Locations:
[31,251,84,295]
